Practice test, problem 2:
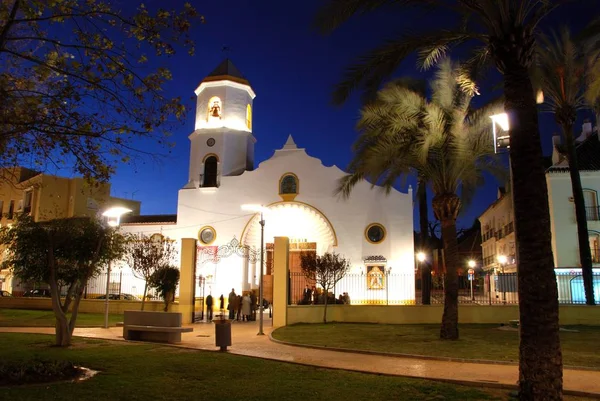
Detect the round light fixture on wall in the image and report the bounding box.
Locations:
[199,226,216,245]
[365,223,386,244]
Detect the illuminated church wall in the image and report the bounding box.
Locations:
[118,60,415,304]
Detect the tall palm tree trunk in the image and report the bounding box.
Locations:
[418,177,431,305]
[432,193,460,340]
[562,124,595,305]
[503,63,563,400]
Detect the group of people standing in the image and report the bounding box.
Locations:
[203,289,258,322]
[302,285,351,305]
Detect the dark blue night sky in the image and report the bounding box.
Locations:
[103,1,599,230]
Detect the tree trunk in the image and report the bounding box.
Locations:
[432,193,460,340]
[562,123,595,305]
[418,176,431,305]
[503,62,563,400]
[141,282,148,311]
[55,319,72,347]
[323,293,328,324]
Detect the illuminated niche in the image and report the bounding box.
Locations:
[207,96,222,122]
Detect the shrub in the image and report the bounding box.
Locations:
[149,265,180,312]
[0,358,80,385]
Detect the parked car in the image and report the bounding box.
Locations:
[23,289,51,298]
[95,293,140,301]
[0,290,12,297]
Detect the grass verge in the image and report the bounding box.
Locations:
[0,333,515,401]
[272,323,600,368]
[0,309,123,327]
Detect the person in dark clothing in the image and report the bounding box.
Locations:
[228,289,236,319]
[219,294,225,313]
[302,285,312,304]
[236,294,242,321]
[250,291,257,321]
[206,294,213,321]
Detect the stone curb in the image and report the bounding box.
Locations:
[268,333,600,373]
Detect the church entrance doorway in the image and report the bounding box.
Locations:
[264,241,316,305]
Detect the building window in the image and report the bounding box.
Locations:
[7,200,14,220]
[246,104,252,130]
[24,191,33,215]
[198,226,216,245]
[203,155,218,188]
[207,96,222,121]
[584,190,599,220]
[279,173,299,201]
[365,223,386,244]
[590,232,600,263]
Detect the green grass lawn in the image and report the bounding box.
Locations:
[272,323,600,368]
[0,333,510,401]
[0,309,123,327]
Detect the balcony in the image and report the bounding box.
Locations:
[586,206,600,221]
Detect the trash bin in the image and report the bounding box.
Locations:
[214,318,232,351]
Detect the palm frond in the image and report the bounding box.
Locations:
[536,26,588,119]
[342,59,502,216]
[331,31,478,105]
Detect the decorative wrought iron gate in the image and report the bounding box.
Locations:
[192,237,260,323]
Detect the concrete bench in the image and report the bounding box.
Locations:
[123,310,192,343]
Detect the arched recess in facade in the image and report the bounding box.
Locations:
[241,201,338,255]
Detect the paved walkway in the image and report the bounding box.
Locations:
[2,321,599,398]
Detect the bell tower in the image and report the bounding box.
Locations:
[185,59,256,189]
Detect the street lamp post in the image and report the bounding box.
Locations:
[468,260,476,301]
[416,252,426,304]
[241,204,266,336]
[102,206,132,329]
[497,254,508,304]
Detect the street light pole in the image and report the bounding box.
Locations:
[102,206,131,329]
[468,260,476,301]
[104,259,112,329]
[258,211,265,336]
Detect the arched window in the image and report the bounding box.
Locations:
[207,96,222,121]
[246,104,252,130]
[203,156,218,187]
[279,173,299,201]
[280,174,298,194]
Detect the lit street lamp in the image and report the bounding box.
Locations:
[102,206,131,329]
[416,252,426,263]
[467,260,476,301]
[241,204,267,336]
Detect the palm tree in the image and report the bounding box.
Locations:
[338,59,503,340]
[416,174,431,305]
[537,27,596,305]
[315,2,570,398]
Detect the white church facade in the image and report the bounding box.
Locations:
[118,60,416,305]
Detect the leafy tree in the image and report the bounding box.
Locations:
[314,1,581,397]
[337,59,503,340]
[537,27,598,305]
[299,252,349,323]
[149,265,180,312]
[0,0,201,182]
[123,233,177,311]
[0,215,127,346]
